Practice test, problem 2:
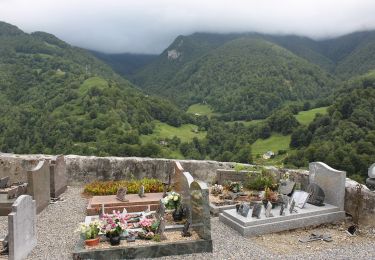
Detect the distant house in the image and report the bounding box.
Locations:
[262,151,275,160]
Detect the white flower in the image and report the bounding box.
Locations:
[173,195,178,201]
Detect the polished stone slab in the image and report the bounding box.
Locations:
[72,239,213,259]
[219,203,345,237]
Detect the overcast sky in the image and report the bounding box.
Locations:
[1,0,375,54]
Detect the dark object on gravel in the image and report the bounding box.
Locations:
[299,233,332,243]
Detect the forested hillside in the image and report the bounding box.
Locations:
[286,71,375,181]
[0,21,189,156]
[135,37,335,120]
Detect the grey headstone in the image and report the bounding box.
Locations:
[175,167,194,222]
[0,176,9,189]
[278,180,295,195]
[265,201,273,218]
[49,155,67,198]
[8,195,37,260]
[309,162,346,210]
[368,163,375,178]
[190,180,211,240]
[116,187,128,202]
[307,183,325,206]
[252,203,262,218]
[27,160,51,213]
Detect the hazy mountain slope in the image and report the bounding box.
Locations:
[132,33,241,91]
[154,37,335,120]
[0,21,187,156]
[90,51,157,77]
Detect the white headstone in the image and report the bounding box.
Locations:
[8,195,37,260]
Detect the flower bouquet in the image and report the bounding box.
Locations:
[100,211,127,246]
[162,191,184,221]
[138,218,159,239]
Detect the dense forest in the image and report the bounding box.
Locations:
[1,21,375,182]
[0,21,191,156]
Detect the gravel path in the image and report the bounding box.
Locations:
[1,188,375,259]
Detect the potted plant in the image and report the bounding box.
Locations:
[162,191,183,221]
[263,187,279,208]
[138,218,159,239]
[100,211,127,246]
[78,221,101,247]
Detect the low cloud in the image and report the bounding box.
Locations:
[1,0,375,54]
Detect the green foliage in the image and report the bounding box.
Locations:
[286,73,375,181]
[83,178,164,195]
[245,169,277,191]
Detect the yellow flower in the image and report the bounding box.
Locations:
[173,196,179,201]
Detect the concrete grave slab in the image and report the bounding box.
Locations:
[8,195,37,260]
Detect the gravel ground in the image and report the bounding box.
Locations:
[1,187,375,259]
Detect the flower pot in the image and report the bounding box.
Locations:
[109,235,121,246]
[85,237,100,247]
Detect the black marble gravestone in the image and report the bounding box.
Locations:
[306,183,325,206]
[241,204,251,217]
[252,203,262,219]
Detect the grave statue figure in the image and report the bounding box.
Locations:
[307,183,325,206]
[138,185,145,198]
[181,220,192,237]
[116,187,129,202]
[157,217,167,240]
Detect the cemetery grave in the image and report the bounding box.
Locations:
[73,162,212,259]
[219,162,346,236]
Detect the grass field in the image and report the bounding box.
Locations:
[187,104,215,118]
[140,121,206,144]
[251,133,291,155]
[295,107,328,125]
[79,77,108,95]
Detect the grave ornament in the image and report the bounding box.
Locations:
[289,199,296,214]
[306,183,325,206]
[279,203,285,216]
[0,176,9,189]
[291,190,310,209]
[278,179,296,196]
[265,201,274,218]
[116,187,129,202]
[157,217,167,240]
[252,203,262,219]
[138,185,145,198]
[181,220,192,237]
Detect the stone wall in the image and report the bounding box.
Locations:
[1,153,375,225]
